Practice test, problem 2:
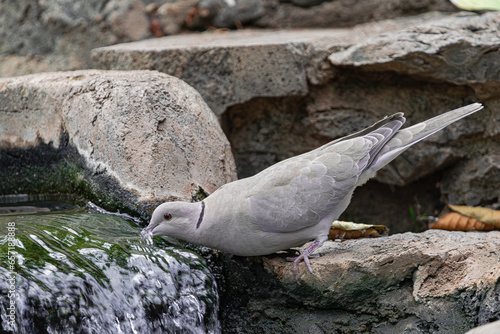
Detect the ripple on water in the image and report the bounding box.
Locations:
[0,212,220,334]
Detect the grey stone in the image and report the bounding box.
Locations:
[217,230,500,333]
[0,0,458,78]
[91,12,453,116]
[0,70,237,216]
[91,11,500,232]
[92,29,318,116]
[0,0,150,77]
[440,147,500,206]
[467,320,500,334]
[328,12,500,85]
[200,0,266,28]
[256,0,457,28]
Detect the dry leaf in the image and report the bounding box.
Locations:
[448,204,500,228]
[430,212,496,231]
[329,221,389,240]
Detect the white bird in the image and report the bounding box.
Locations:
[142,103,483,281]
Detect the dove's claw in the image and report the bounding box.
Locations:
[286,239,323,283]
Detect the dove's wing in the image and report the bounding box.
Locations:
[359,103,483,183]
[246,114,405,233]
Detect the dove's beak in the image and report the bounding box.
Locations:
[140,223,158,237]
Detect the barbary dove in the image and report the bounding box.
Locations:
[142,103,483,281]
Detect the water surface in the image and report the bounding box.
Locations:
[0,209,219,333]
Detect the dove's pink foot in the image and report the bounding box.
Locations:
[286,240,323,284]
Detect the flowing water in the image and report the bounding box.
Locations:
[0,204,220,333]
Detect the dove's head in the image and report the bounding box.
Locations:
[142,201,203,239]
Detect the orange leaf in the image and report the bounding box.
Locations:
[448,204,500,228]
[430,212,496,231]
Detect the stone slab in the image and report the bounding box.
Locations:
[91,12,455,115]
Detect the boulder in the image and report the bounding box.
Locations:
[217,230,500,333]
[328,12,500,86]
[0,0,457,79]
[0,70,236,217]
[91,11,500,231]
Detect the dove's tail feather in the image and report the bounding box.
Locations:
[360,103,483,182]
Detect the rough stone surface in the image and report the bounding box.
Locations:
[255,0,457,28]
[0,0,457,79]
[91,12,456,116]
[0,0,151,78]
[92,29,317,116]
[216,230,500,333]
[0,70,236,216]
[328,12,500,86]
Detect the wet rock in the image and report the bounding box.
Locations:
[218,230,500,333]
[0,70,236,217]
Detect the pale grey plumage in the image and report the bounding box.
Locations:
[143,103,483,280]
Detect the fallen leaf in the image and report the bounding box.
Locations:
[430,212,495,231]
[329,221,389,240]
[448,204,500,228]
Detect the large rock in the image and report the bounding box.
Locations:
[92,29,322,116]
[328,12,500,86]
[0,70,236,217]
[91,11,500,231]
[0,0,457,79]
[154,0,457,31]
[91,11,464,116]
[217,230,500,333]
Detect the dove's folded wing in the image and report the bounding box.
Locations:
[246,141,368,233]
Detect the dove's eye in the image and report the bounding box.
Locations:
[164,213,172,221]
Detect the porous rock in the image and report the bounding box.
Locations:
[91,11,500,231]
[328,12,500,86]
[0,70,236,216]
[218,230,500,333]
[91,12,457,116]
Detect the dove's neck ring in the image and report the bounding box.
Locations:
[196,201,205,229]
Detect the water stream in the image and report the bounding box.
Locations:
[0,204,220,333]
